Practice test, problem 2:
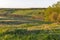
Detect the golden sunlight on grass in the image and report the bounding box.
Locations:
[27,23,60,30]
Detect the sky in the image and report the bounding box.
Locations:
[0,0,60,8]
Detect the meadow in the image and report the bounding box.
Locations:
[0,8,60,40]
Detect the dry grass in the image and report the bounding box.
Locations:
[27,23,60,30]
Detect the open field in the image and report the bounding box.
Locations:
[0,8,60,40]
[0,24,60,40]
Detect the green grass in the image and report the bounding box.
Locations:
[0,28,60,40]
[0,8,60,40]
[0,23,60,40]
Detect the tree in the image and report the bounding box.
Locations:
[45,1,60,22]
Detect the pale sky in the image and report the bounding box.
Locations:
[0,0,60,8]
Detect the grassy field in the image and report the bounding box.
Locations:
[0,8,60,40]
[0,24,60,40]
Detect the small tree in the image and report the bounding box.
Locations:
[45,1,60,22]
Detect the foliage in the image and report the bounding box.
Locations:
[45,2,60,22]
